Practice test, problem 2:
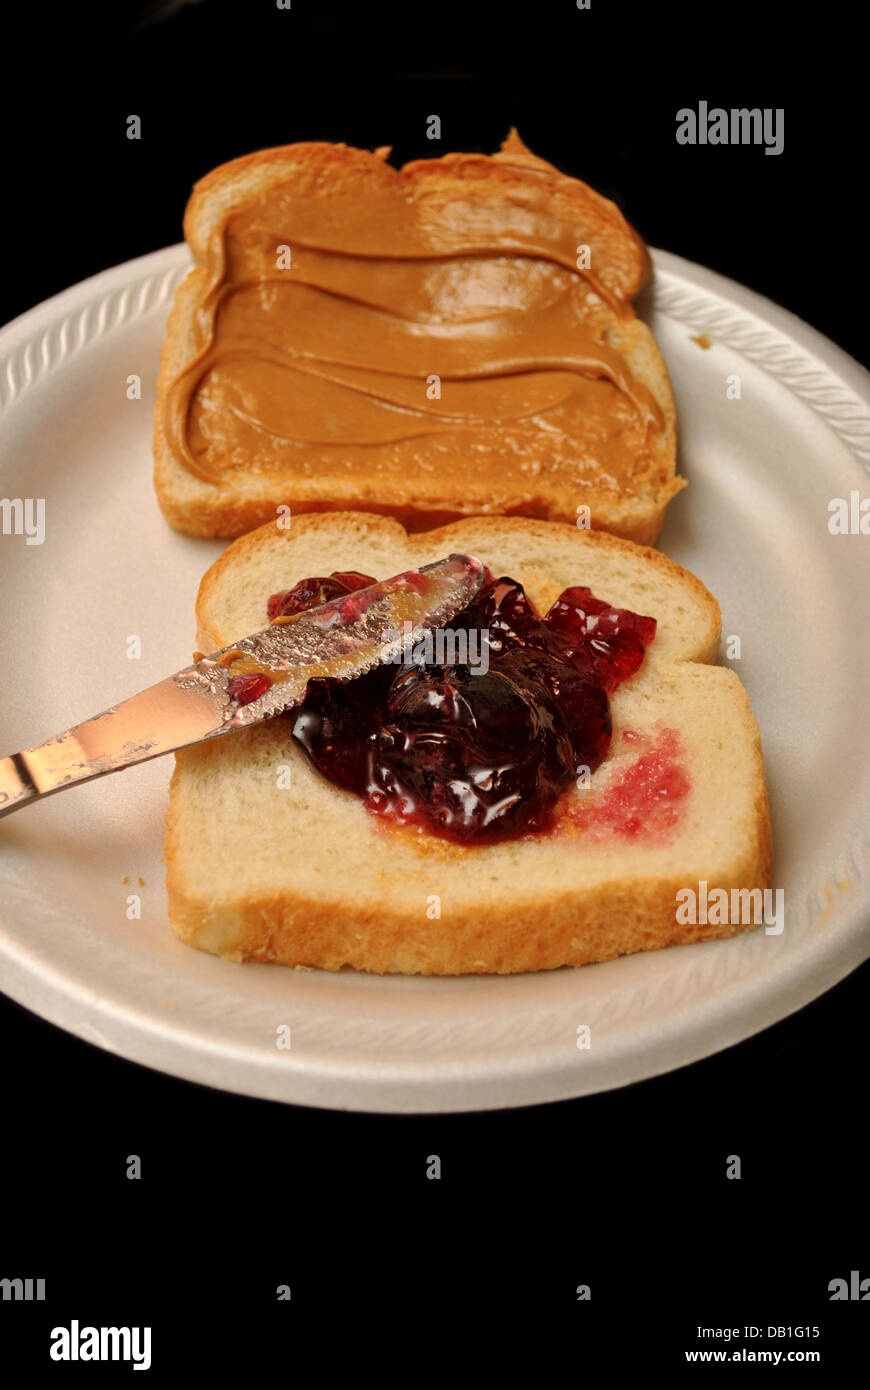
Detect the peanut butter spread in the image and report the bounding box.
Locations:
[163,132,666,497]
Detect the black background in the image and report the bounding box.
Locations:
[1,0,866,1368]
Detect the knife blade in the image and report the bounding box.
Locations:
[0,552,484,818]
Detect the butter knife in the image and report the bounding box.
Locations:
[0,552,484,818]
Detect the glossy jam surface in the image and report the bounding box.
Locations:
[268,569,657,843]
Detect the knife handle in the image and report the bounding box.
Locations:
[0,754,38,817]
[0,671,229,820]
[0,733,99,820]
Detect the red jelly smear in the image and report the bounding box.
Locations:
[227,672,272,706]
[563,728,690,841]
[271,569,656,843]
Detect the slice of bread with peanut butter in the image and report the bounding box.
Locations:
[153,131,683,543]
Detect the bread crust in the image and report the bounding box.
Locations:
[153,139,683,541]
[196,513,720,660]
[166,811,772,975]
[165,513,772,975]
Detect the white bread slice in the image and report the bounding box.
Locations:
[153,135,682,544]
[165,513,772,975]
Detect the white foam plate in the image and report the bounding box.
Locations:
[1,245,868,1112]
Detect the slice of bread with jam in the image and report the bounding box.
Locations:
[165,513,771,975]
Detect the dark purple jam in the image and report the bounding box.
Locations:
[268,570,656,843]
